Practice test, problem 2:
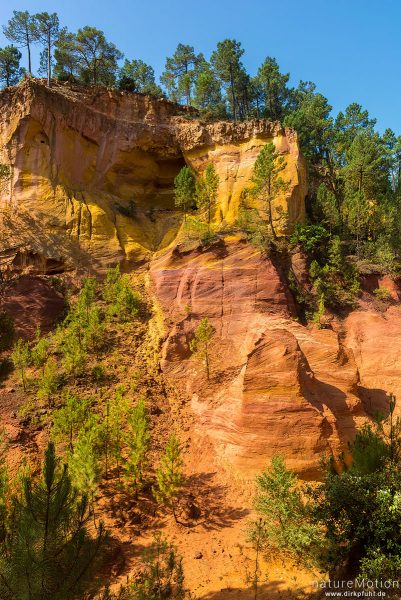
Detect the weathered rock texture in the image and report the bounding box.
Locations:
[0,275,65,339]
[0,80,306,271]
[150,238,372,479]
[3,80,398,483]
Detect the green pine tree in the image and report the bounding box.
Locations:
[101,387,130,480]
[189,317,215,380]
[161,43,202,105]
[11,338,30,391]
[124,399,151,497]
[249,142,288,239]
[61,328,87,379]
[210,39,245,121]
[195,164,219,231]
[0,442,106,600]
[3,10,39,75]
[154,434,185,523]
[37,356,59,407]
[174,166,196,221]
[31,328,50,372]
[103,265,141,322]
[52,391,90,451]
[68,418,103,525]
[0,46,23,87]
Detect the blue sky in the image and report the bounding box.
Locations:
[0,0,400,133]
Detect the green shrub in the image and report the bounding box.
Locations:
[103,265,141,322]
[11,339,30,391]
[253,456,323,567]
[237,207,271,251]
[373,287,392,301]
[31,329,50,370]
[37,357,60,406]
[290,223,330,254]
[91,363,105,382]
[254,397,401,578]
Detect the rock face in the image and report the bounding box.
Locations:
[151,238,368,479]
[0,80,306,271]
[176,120,306,228]
[0,275,65,339]
[3,79,399,483]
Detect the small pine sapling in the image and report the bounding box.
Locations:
[11,338,30,391]
[37,356,59,407]
[154,434,185,523]
[189,317,216,380]
[124,399,151,497]
[68,417,103,526]
[52,391,90,451]
[30,328,50,372]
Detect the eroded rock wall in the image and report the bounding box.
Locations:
[175,120,307,229]
[0,81,307,271]
[150,238,369,479]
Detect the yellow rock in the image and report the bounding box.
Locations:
[0,80,307,270]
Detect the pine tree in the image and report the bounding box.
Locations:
[133,533,185,599]
[74,26,123,86]
[161,43,202,105]
[247,518,268,600]
[154,434,185,523]
[210,39,245,121]
[0,442,106,600]
[124,399,150,497]
[174,166,196,221]
[342,132,388,254]
[0,46,23,88]
[61,328,87,379]
[37,357,59,407]
[52,391,90,451]
[189,317,215,380]
[283,81,333,165]
[193,61,225,117]
[31,328,50,372]
[77,277,97,317]
[249,142,288,239]
[11,338,30,391]
[34,12,60,87]
[104,387,130,480]
[2,10,38,75]
[195,164,219,230]
[103,265,141,322]
[118,59,163,96]
[54,29,79,81]
[255,57,290,120]
[83,306,105,353]
[68,417,103,524]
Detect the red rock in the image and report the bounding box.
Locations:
[151,239,369,479]
[1,275,65,339]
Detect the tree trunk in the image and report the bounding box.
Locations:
[26,33,32,75]
[47,32,51,87]
[205,345,210,380]
[229,63,237,122]
[267,180,277,239]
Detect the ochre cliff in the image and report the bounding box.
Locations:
[0,80,306,271]
[150,238,370,479]
[2,80,399,482]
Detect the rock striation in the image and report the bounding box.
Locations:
[151,238,370,479]
[0,80,306,271]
